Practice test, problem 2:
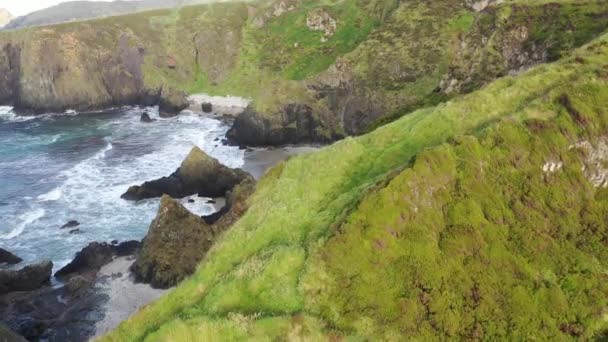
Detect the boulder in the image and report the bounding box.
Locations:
[55,243,115,280]
[131,196,216,288]
[0,261,52,295]
[60,220,80,229]
[140,112,155,123]
[159,88,188,118]
[54,240,140,280]
[201,102,213,113]
[121,146,252,201]
[132,179,254,288]
[0,248,22,265]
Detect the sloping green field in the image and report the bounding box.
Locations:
[103,31,608,341]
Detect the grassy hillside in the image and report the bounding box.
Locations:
[103,31,608,341]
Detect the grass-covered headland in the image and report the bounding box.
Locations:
[103,30,608,340]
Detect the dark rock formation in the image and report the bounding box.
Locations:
[202,102,213,113]
[132,179,254,288]
[140,112,155,123]
[226,105,337,146]
[0,261,52,295]
[0,240,140,341]
[0,248,22,265]
[61,220,80,229]
[55,241,140,280]
[0,273,103,341]
[159,88,188,118]
[121,146,252,201]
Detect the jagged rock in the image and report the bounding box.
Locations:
[159,88,189,118]
[0,261,52,295]
[121,146,252,201]
[60,220,80,229]
[132,180,254,288]
[54,241,140,280]
[140,112,155,123]
[201,102,213,113]
[0,248,22,265]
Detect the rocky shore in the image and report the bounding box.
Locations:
[0,139,314,341]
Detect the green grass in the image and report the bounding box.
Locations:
[103,30,608,342]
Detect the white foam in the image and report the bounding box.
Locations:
[38,188,63,202]
[0,208,46,240]
[188,94,251,108]
[0,106,36,122]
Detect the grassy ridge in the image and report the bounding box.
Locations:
[104,30,608,341]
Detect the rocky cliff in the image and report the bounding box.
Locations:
[104,32,608,341]
[0,0,606,143]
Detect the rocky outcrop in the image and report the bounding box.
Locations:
[159,88,189,118]
[441,2,608,94]
[132,179,255,288]
[0,261,52,295]
[0,248,22,265]
[0,240,141,341]
[306,8,337,42]
[226,105,339,146]
[122,146,252,200]
[55,241,140,280]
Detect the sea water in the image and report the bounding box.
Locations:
[0,106,244,272]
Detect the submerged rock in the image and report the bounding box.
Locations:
[159,88,189,118]
[121,146,252,201]
[0,261,52,295]
[132,179,254,288]
[140,112,155,123]
[0,248,22,265]
[60,220,80,229]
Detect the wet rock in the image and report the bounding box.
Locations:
[159,88,189,118]
[121,146,252,201]
[69,229,81,234]
[60,220,80,229]
[132,180,254,288]
[201,102,213,113]
[55,243,115,280]
[54,241,141,280]
[140,112,155,123]
[0,248,22,265]
[188,199,195,203]
[0,261,52,295]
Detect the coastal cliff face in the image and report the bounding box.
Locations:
[0,0,607,143]
[104,33,608,341]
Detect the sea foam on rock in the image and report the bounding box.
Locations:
[121,146,252,201]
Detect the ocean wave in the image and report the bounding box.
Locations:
[0,106,37,122]
[38,188,63,202]
[0,208,46,240]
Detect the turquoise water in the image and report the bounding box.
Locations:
[0,106,244,271]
